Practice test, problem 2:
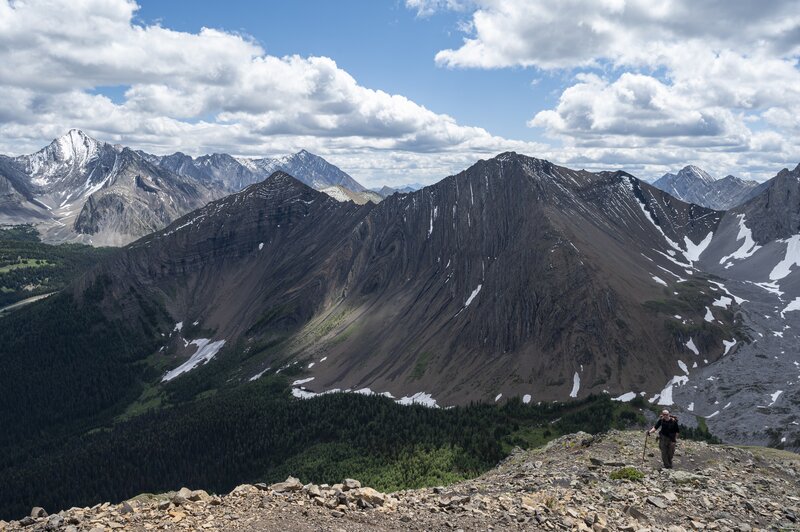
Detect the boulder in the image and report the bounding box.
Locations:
[343,479,361,491]
[646,496,667,509]
[230,484,259,496]
[189,489,211,502]
[352,487,386,506]
[30,507,47,518]
[270,476,303,493]
[45,515,64,530]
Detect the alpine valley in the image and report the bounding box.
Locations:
[1,138,799,521]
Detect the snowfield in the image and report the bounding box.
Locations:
[162,338,226,382]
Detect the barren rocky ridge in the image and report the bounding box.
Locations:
[3,431,798,531]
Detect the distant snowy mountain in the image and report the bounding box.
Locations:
[320,185,382,205]
[1,130,219,245]
[0,131,367,245]
[653,165,758,210]
[251,150,366,192]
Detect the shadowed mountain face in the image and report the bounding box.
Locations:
[72,153,732,407]
[653,165,759,210]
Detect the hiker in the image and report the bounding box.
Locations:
[647,409,680,469]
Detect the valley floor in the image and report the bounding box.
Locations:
[4,430,798,531]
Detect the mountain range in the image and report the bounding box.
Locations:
[2,149,800,520]
[652,165,760,210]
[2,150,799,451]
[0,130,375,245]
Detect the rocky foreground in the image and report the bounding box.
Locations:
[2,431,799,531]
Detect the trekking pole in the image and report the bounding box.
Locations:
[642,432,649,466]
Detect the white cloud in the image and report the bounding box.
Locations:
[0,0,550,186]
[417,0,800,180]
[430,0,800,70]
[1,0,798,187]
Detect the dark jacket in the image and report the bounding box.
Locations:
[654,416,680,442]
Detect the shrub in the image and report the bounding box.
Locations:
[609,467,644,481]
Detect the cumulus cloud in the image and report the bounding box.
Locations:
[529,73,745,141]
[418,0,800,179]
[429,0,800,70]
[0,0,551,186]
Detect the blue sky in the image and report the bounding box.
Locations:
[133,0,561,142]
[0,0,798,187]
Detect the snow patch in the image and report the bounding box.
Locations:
[162,339,226,382]
[657,375,689,406]
[522,394,531,404]
[259,242,264,250]
[707,410,720,419]
[612,392,637,402]
[781,296,800,317]
[292,388,317,399]
[174,322,183,332]
[652,275,668,287]
[292,377,315,386]
[494,393,502,402]
[249,367,271,381]
[687,402,694,412]
[465,284,482,306]
[678,360,689,374]
[397,392,438,407]
[704,307,714,323]
[750,281,784,297]
[712,296,732,309]
[683,232,713,262]
[722,339,736,356]
[770,235,800,280]
[685,338,699,355]
[719,215,761,263]
[569,372,580,398]
[768,390,783,407]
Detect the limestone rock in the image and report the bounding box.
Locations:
[270,476,303,493]
[342,478,361,491]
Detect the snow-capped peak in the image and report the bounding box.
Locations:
[20,129,104,187]
[677,165,715,184]
[52,129,101,163]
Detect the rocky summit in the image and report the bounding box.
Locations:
[2,430,798,531]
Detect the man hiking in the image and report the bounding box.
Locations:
[647,409,680,469]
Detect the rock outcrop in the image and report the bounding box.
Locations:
[3,431,798,531]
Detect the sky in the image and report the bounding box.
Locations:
[0,0,799,187]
